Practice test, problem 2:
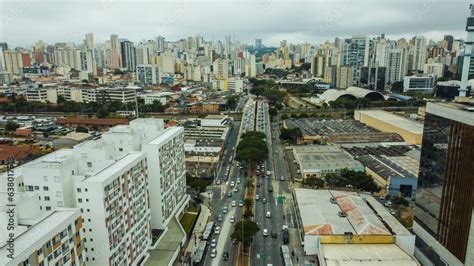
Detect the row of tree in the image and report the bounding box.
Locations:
[235,131,268,166]
[302,168,381,193]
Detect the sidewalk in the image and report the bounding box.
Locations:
[181,204,211,263]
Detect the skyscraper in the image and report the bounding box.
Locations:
[120,40,136,72]
[415,101,474,265]
[342,35,369,85]
[255,38,262,49]
[411,36,427,71]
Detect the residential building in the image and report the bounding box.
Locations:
[120,40,136,72]
[360,66,387,92]
[342,35,369,85]
[386,47,408,84]
[137,64,162,86]
[414,101,474,265]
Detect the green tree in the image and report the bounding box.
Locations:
[231,220,260,247]
[279,128,302,144]
[250,86,265,97]
[5,121,20,131]
[235,131,268,165]
[225,95,239,110]
[269,107,278,117]
[242,209,254,220]
[304,177,325,189]
[76,126,89,133]
[244,178,254,189]
[243,199,254,211]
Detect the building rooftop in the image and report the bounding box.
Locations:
[426,101,474,126]
[293,145,364,173]
[295,188,412,236]
[0,209,79,265]
[356,110,423,134]
[0,145,32,162]
[148,126,183,145]
[82,152,144,183]
[321,244,418,266]
[357,155,416,180]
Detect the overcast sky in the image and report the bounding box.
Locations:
[0,0,470,48]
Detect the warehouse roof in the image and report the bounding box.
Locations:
[355,110,423,134]
[293,145,364,174]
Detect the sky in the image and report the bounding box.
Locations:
[0,0,470,48]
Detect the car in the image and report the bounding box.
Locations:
[262,198,267,204]
[266,211,271,218]
[214,227,220,234]
[256,182,261,187]
[256,194,260,201]
[217,215,223,222]
[230,181,235,187]
[210,248,217,258]
[271,231,277,238]
[222,251,229,261]
[234,187,239,192]
[226,192,232,197]
[223,207,228,214]
[384,201,392,207]
[266,170,271,176]
[230,216,235,223]
[216,179,221,185]
[232,200,237,207]
[232,238,238,244]
[280,176,285,181]
[238,200,244,207]
[262,229,269,237]
[210,239,217,248]
[268,186,273,192]
[293,159,297,164]
[237,179,241,184]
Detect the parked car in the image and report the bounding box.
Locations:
[211,239,217,248]
[210,248,217,258]
[214,226,220,234]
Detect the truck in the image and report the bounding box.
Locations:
[282,225,289,244]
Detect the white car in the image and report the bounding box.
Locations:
[210,248,217,258]
[211,239,217,248]
[266,170,270,176]
[216,179,221,185]
[232,200,237,207]
[262,229,269,237]
[223,206,228,213]
[230,181,235,187]
[280,176,285,181]
[230,216,235,223]
[214,226,220,234]
[234,187,239,192]
[266,211,271,218]
[256,194,260,201]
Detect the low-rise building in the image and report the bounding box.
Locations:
[403,74,436,93]
[354,110,423,145]
[293,145,364,179]
[293,189,418,265]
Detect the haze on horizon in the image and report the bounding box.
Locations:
[0,0,469,47]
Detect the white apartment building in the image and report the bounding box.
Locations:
[143,94,167,105]
[137,64,162,86]
[0,193,86,266]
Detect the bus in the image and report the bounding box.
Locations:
[193,241,207,266]
[280,245,293,266]
[202,221,215,241]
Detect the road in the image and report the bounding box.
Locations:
[251,100,296,266]
[203,98,254,266]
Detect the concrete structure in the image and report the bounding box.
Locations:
[52,132,93,149]
[137,64,162,86]
[293,189,417,264]
[200,114,229,127]
[0,192,85,266]
[403,74,436,93]
[354,110,423,145]
[415,101,474,265]
[292,145,364,178]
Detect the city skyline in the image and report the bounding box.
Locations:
[1,0,468,47]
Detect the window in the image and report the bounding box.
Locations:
[57,201,64,207]
[119,148,123,152]
[87,209,90,212]
[46,206,51,211]
[43,176,48,181]
[43,186,49,191]
[34,186,39,190]
[45,196,50,201]
[78,198,82,203]
[87,162,92,168]
[54,176,60,183]
[56,191,62,197]
[85,188,88,192]
[76,188,81,193]
[86,199,89,202]
[26,185,33,191]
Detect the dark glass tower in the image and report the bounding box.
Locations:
[415,102,474,263]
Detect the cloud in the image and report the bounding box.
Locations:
[0,0,469,47]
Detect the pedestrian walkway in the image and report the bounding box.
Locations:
[181,204,211,262]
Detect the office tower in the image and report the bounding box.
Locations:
[80,50,95,74]
[360,66,387,92]
[120,40,136,72]
[255,38,262,49]
[386,47,408,84]
[342,35,369,85]
[85,33,94,51]
[443,35,454,51]
[21,52,31,67]
[137,64,162,85]
[415,101,474,265]
[412,36,427,71]
[156,36,165,52]
[460,5,474,97]
[54,48,81,70]
[225,35,232,56]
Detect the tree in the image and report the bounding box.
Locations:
[225,95,239,110]
[391,81,404,93]
[243,198,254,210]
[242,209,254,220]
[304,177,325,189]
[244,178,254,189]
[279,128,302,144]
[269,107,278,117]
[250,86,265,97]
[76,126,89,133]
[5,121,20,131]
[235,132,268,165]
[231,220,260,246]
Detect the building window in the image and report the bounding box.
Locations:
[56,191,62,197]
[86,199,89,202]
[43,176,48,181]
[26,185,33,191]
[87,162,92,168]
[77,188,81,193]
[57,201,64,207]
[46,206,51,211]
[78,198,82,203]
[43,186,49,191]
[34,186,39,190]
[45,196,50,201]
[54,176,60,183]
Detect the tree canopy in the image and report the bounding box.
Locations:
[231,220,260,246]
[235,131,268,164]
[279,127,302,144]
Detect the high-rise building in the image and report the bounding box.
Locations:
[342,35,369,85]
[443,35,454,51]
[85,33,94,51]
[120,40,136,72]
[156,36,166,52]
[137,64,162,85]
[336,66,353,88]
[3,50,23,75]
[386,47,408,84]
[411,36,427,71]
[415,101,474,265]
[460,5,474,96]
[255,38,262,49]
[360,66,386,92]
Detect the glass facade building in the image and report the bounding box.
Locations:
[415,102,474,263]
